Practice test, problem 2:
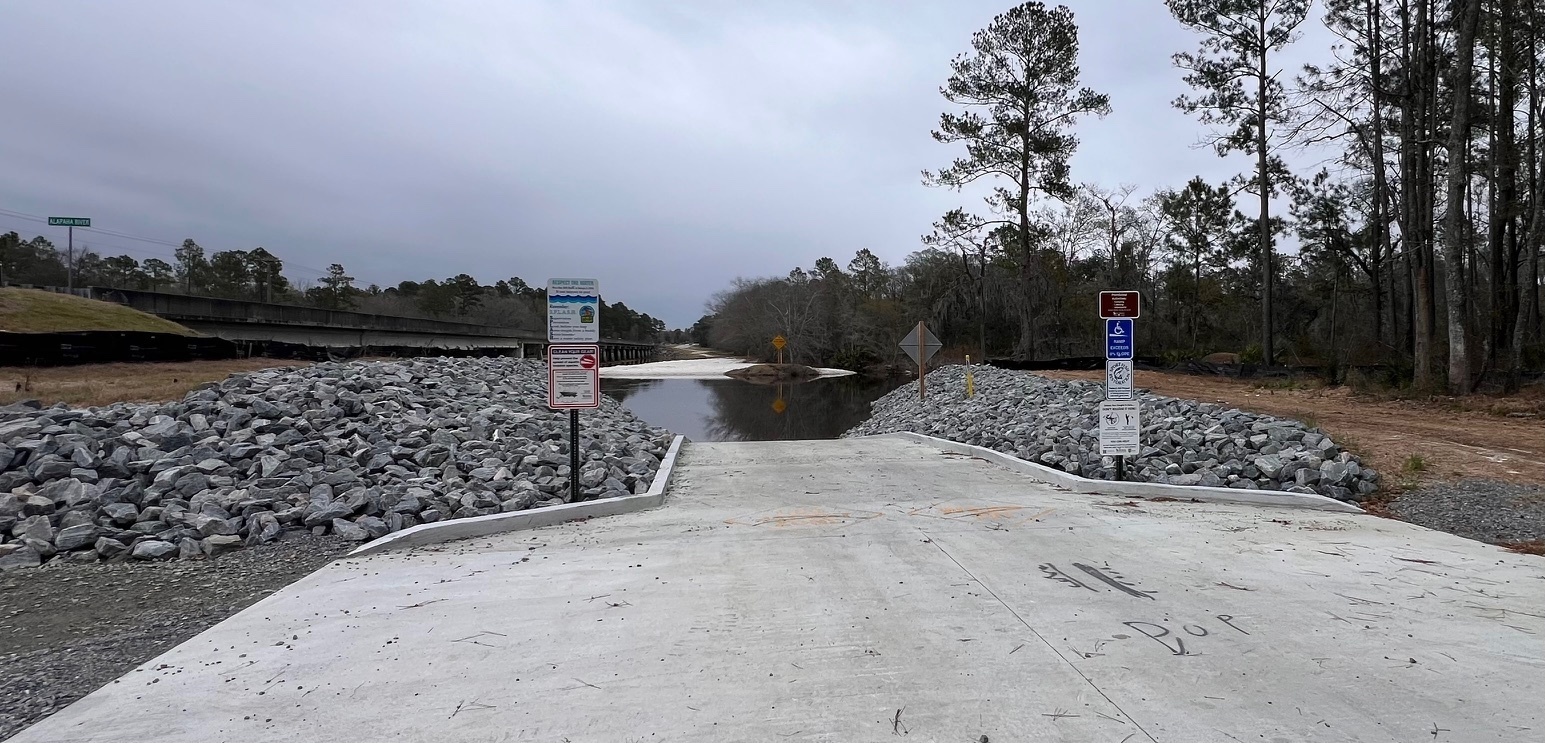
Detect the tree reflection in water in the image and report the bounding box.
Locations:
[602,376,905,441]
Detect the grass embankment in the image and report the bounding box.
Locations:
[0,287,194,335]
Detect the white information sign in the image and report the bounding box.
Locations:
[547,278,600,343]
[1105,359,1134,401]
[547,344,600,409]
[1098,400,1141,456]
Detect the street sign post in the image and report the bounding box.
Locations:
[547,343,600,504]
[1105,359,1134,401]
[1106,319,1134,361]
[772,334,786,364]
[898,321,943,400]
[547,278,600,343]
[1099,289,1141,479]
[49,217,91,290]
[1098,400,1141,456]
[1099,290,1141,319]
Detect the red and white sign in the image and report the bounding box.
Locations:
[1099,290,1141,319]
[548,344,601,409]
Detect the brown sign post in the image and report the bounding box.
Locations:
[1099,290,1142,319]
[898,322,943,400]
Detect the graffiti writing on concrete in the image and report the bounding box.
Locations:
[1039,562,1155,599]
[1122,615,1249,656]
[1073,562,1155,599]
[1039,563,1098,592]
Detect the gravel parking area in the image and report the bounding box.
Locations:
[1389,479,1545,548]
[0,533,348,740]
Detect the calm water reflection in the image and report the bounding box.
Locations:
[603,376,908,442]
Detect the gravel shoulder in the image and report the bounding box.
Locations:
[0,533,348,741]
[1389,479,1545,549]
[1033,369,1545,550]
[1036,369,1545,488]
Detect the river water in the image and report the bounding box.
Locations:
[602,375,907,442]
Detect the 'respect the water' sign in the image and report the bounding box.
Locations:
[547,278,600,343]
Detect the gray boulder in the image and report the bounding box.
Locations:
[101,502,140,525]
[130,540,178,560]
[0,545,42,571]
[331,518,368,541]
[178,538,203,560]
[203,534,244,555]
[303,501,353,527]
[355,516,390,539]
[21,495,54,516]
[95,537,129,558]
[13,515,55,543]
[54,523,100,551]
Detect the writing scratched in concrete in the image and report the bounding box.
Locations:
[1039,562,1154,599]
[1039,563,1097,591]
[1122,615,1249,656]
[1073,562,1154,599]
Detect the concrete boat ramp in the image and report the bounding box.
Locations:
[13,437,1543,742]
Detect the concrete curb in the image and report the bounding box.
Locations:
[347,434,688,558]
[883,431,1364,513]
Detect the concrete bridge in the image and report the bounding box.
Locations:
[89,287,659,362]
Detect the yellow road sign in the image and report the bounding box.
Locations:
[772,335,787,350]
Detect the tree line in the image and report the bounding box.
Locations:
[0,233,665,341]
[695,0,1545,393]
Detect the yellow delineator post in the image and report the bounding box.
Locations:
[965,355,975,398]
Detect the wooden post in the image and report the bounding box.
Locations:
[917,320,926,400]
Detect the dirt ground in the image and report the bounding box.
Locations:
[0,359,309,408]
[0,535,349,740]
[1038,369,1545,492]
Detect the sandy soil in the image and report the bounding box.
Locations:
[1037,369,1545,492]
[601,356,855,380]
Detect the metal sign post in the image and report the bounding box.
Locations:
[49,217,90,291]
[772,334,786,364]
[547,344,600,502]
[898,321,942,400]
[548,276,601,503]
[1099,290,1141,480]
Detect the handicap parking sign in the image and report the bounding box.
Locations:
[1106,319,1133,360]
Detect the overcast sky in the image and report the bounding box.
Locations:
[0,1,1337,327]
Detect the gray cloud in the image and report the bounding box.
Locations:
[0,1,1335,327]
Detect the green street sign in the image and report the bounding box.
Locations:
[48,217,91,227]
